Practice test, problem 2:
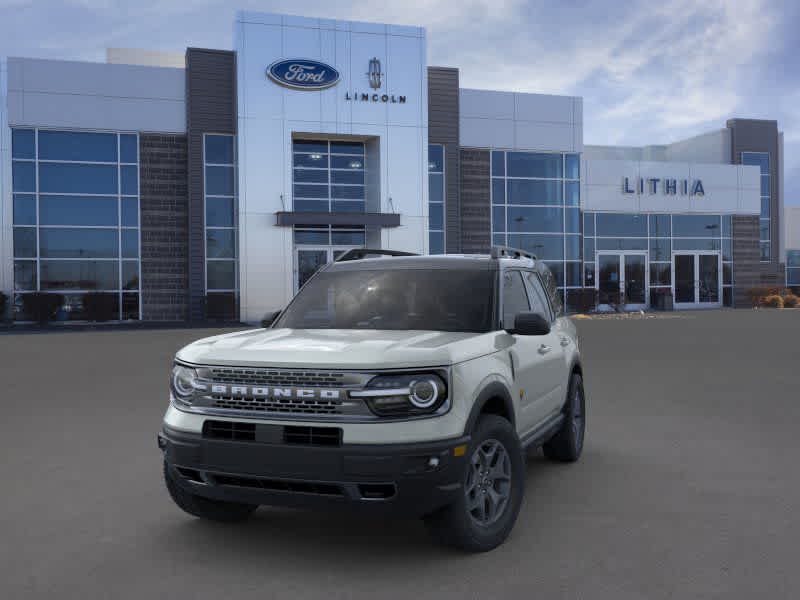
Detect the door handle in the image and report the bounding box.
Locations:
[538,344,552,355]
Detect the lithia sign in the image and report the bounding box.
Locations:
[267,57,407,103]
[623,177,705,196]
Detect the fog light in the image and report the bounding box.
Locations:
[427,456,440,469]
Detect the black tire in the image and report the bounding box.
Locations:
[163,462,257,522]
[543,372,585,462]
[423,415,524,552]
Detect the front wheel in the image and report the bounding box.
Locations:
[423,415,524,552]
[543,372,586,462]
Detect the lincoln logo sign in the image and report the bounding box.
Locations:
[623,177,705,196]
[266,59,340,90]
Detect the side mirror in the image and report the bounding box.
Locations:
[507,312,551,336]
[261,310,281,328]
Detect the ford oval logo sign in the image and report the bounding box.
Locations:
[267,59,340,90]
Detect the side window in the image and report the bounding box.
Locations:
[502,271,530,328]
[523,271,553,322]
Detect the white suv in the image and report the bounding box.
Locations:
[159,247,585,552]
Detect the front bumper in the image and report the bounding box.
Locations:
[160,425,470,516]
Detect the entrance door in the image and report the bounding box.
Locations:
[672,252,721,309]
[294,246,360,292]
[596,252,648,311]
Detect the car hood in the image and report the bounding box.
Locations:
[175,328,498,369]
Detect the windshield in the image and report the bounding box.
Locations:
[275,268,496,332]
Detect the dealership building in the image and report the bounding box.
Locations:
[0,11,794,323]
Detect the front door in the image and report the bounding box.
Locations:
[596,252,648,311]
[294,246,360,292]
[672,252,721,309]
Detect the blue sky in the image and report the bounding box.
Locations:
[2,0,798,204]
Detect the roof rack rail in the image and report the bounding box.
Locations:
[335,248,419,262]
[490,245,537,261]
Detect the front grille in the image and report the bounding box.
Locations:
[283,425,342,447]
[202,420,256,441]
[207,367,347,387]
[211,395,344,415]
[213,474,344,497]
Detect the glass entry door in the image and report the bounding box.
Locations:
[596,252,648,310]
[672,252,721,309]
[294,247,359,292]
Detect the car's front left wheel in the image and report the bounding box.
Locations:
[423,415,524,552]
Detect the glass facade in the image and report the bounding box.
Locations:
[292,140,365,213]
[11,128,141,320]
[428,144,445,254]
[742,152,771,261]
[787,250,800,288]
[491,150,580,304]
[204,134,238,305]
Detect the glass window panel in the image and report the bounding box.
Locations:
[492,207,505,233]
[12,129,35,159]
[122,261,139,290]
[761,197,770,218]
[205,166,235,196]
[330,141,364,155]
[294,200,329,212]
[502,271,531,327]
[294,229,329,244]
[39,163,118,194]
[741,152,769,174]
[39,195,118,226]
[787,251,800,268]
[650,263,671,286]
[330,155,362,170]
[760,242,770,261]
[120,165,138,195]
[294,183,329,199]
[507,206,563,233]
[294,153,329,168]
[760,175,770,196]
[723,263,732,285]
[565,235,581,260]
[122,293,140,320]
[507,152,562,178]
[507,179,562,205]
[583,213,595,237]
[565,207,580,233]
[13,194,36,225]
[673,238,721,251]
[206,197,234,227]
[293,168,328,184]
[120,134,138,163]
[491,151,505,177]
[122,229,139,258]
[565,181,579,206]
[787,268,800,285]
[493,233,506,247]
[649,238,671,261]
[38,130,117,162]
[331,200,365,213]
[331,185,364,200]
[121,198,139,227]
[428,173,444,203]
[492,179,505,205]
[428,145,444,172]
[12,161,36,192]
[14,261,37,291]
[584,262,595,287]
[565,154,580,180]
[595,213,647,237]
[429,202,444,231]
[596,238,647,251]
[207,229,236,259]
[429,232,444,255]
[649,214,671,237]
[207,260,236,290]
[583,237,594,262]
[331,230,366,245]
[721,215,732,237]
[759,219,770,240]
[723,287,732,307]
[40,260,119,290]
[205,135,234,164]
[544,262,564,287]
[507,234,564,260]
[565,262,582,287]
[40,228,118,258]
[13,227,37,258]
[332,170,365,185]
[293,140,328,154]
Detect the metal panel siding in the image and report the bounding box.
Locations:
[427,67,461,253]
[186,48,237,321]
[459,148,491,253]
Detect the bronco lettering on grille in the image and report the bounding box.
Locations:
[209,384,341,400]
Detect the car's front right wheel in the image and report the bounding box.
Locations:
[423,414,524,552]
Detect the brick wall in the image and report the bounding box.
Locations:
[139,134,189,321]
[460,149,491,253]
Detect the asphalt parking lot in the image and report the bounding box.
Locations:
[2,309,799,599]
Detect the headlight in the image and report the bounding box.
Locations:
[171,364,199,404]
[350,373,448,417]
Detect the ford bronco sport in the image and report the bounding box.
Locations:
[159,247,586,552]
